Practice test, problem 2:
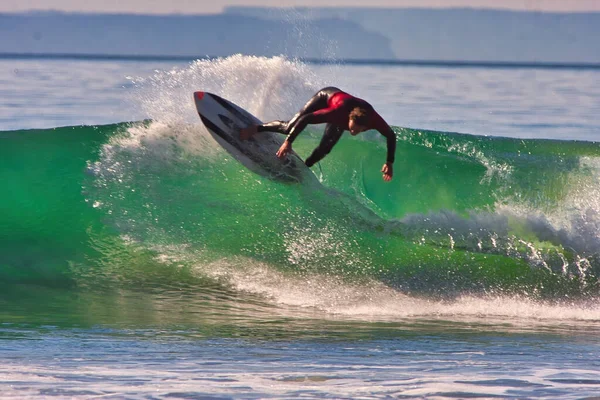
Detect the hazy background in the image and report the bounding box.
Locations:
[2,0,600,14]
[1,1,599,63]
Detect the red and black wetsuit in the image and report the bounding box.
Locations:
[258,87,397,167]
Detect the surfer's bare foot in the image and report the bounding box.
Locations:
[240,125,258,140]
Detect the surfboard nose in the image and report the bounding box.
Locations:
[194,91,205,101]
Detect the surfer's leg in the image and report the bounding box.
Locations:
[241,87,339,140]
[305,124,344,167]
[241,94,325,139]
[296,87,340,117]
[284,87,340,134]
[242,119,289,139]
[241,121,286,139]
[256,120,288,134]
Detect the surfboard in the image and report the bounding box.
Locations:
[193,91,313,183]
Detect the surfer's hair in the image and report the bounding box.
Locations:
[349,107,369,126]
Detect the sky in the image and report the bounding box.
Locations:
[1,0,600,14]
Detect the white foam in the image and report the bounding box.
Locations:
[194,256,600,328]
[90,55,329,187]
[393,165,600,277]
[127,54,325,126]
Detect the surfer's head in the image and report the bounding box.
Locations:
[349,107,368,135]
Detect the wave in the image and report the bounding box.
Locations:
[3,120,600,293]
[2,56,600,326]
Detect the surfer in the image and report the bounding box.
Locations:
[240,87,396,181]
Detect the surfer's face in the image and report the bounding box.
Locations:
[349,119,367,135]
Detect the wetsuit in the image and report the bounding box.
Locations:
[258,87,396,167]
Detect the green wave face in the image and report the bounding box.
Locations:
[3,117,600,316]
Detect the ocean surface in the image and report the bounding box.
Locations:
[2,55,600,399]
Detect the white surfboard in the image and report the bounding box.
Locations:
[193,91,314,183]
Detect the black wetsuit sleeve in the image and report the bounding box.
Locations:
[286,109,335,144]
[378,126,397,164]
[304,125,344,167]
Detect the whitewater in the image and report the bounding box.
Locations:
[2,55,600,399]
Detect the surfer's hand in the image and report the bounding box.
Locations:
[382,163,393,182]
[277,141,291,159]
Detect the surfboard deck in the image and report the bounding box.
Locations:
[193,91,313,183]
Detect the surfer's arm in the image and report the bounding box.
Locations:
[372,115,396,182]
[379,126,396,165]
[380,127,396,182]
[370,112,396,163]
[276,111,333,159]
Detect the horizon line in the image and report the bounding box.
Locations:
[2,53,600,70]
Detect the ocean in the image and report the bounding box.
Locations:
[2,55,600,399]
